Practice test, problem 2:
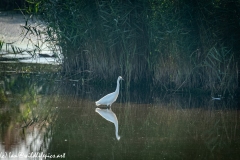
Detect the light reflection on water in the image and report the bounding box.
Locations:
[0,73,239,159]
[0,126,51,157]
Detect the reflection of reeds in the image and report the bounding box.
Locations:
[120,104,239,159]
[48,85,240,159]
[0,93,57,153]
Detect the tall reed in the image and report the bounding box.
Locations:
[22,0,239,94]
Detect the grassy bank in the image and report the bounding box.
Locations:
[17,0,240,94]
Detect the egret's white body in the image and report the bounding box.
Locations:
[95,76,123,107]
[95,108,120,140]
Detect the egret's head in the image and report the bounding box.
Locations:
[118,76,124,81]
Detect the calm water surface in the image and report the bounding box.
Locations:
[0,73,239,160]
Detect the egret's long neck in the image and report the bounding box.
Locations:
[115,79,120,93]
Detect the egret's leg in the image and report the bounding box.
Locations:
[108,104,112,110]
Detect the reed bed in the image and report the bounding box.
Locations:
[18,0,240,94]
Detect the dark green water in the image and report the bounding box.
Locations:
[0,73,239,160]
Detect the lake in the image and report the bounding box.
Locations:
[0,72,239,160]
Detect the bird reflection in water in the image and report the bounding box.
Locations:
[95,108,120,140]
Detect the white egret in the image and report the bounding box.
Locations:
[95,108,120,140]
[95,76,123,107]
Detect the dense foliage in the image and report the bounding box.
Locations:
[12,0,240,94]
